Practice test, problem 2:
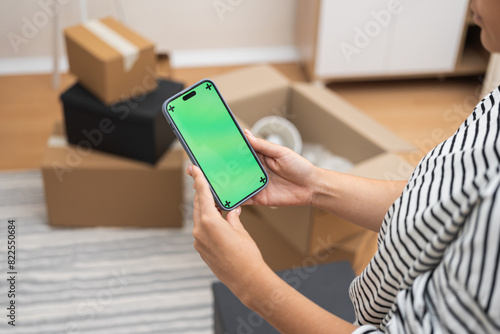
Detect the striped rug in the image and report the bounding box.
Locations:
[0,170,216,333]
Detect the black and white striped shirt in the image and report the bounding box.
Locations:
[349,87,500,333]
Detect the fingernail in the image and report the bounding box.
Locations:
[244,129,254,137]
[235,206,241,215]
[187,164,193,174]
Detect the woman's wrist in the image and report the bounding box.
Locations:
[310,167,337,209]
[235,263,281,309]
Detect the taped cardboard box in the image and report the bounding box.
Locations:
[64,17,157,105]
[212,65,415,258]
[42,123,184,228]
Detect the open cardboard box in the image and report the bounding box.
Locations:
[41,123,184,228]
[212,65,415,258]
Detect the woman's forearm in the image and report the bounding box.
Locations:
[311,168,407,232]
[238,266,357,334]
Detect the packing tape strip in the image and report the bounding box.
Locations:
[47,135,68,148]
[83,19,139,72]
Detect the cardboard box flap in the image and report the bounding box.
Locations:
[212,65,290,125]
[290,84,384,164]
[213,65,290,103]
[292,83,416,153]
[347,152,414,180]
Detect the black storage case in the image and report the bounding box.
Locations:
[60,79,184,164]
[212,261,356,334]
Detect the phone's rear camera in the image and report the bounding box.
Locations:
[183,91,196,101]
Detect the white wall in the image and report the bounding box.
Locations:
[0,0,298,74]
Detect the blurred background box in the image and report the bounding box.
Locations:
[64,17,158,105]
[213,65,414,262]
[60,79,183,164]
[42,123,184,228]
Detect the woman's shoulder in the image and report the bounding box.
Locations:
[459,86,500,130]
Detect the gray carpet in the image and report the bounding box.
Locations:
[0,170,216,333]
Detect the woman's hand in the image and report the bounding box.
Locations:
[187,164,357,334]
[243,129,318,207]
[187,164,273,298]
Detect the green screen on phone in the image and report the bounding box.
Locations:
[164,80,267,210]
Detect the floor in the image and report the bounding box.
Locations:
[0,61,483,171]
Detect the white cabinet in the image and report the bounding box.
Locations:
[297,0,473,81]
[385,0,468,74]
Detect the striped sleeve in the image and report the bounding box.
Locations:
[352,174,500,334]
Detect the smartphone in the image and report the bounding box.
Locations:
[162,79,268,211]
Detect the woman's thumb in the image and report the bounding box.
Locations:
[226,206,244,230]
[245,129,284,158]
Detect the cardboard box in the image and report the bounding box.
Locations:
[212,65,415,258]
[42,123,184,228]
[64,17,158,105]
[60,79,184,164]
[240,206,361,270]
[213,261,355,334]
